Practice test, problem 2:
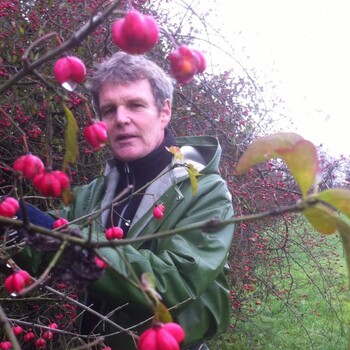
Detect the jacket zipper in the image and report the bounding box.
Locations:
[117,163,134,228]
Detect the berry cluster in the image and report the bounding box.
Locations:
[105,226,124,241]
[13,153,70,198]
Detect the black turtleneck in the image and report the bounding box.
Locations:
[107,128,176,236]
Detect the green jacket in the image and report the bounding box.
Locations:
[60,136,234,349]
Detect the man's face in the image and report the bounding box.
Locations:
[99,79,171,162]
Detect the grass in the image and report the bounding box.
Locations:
[209,217,350,349]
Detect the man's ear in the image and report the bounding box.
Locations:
[160,99,171,127]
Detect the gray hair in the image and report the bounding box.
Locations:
[87,52,175,114]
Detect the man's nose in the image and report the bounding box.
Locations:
[114,106,130,125]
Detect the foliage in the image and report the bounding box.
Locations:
[1,0,350,350]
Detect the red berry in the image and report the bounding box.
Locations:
[33,170,70,197]
[13,153,44,180]
[153,204,164,220]
[12,325,23,335]
[192,49,206,74]
[168,45,198,85]
[4,270,31,294]
[168,45,206,85]
[83,121,108,151]
[0,197,19,218]
[112,10,159,54]
[35,338,46,349]
[43,331,53,340]
[105,226,124,241]
[0,341,12,350]
[23,332,35,342]
[53,218,69,229]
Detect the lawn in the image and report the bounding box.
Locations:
[210,218,350,349]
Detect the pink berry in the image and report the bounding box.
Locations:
[95,257,107,269]
[33,170,70,197]
[43,331,53,340]
[4,270,31,294]
[23,332,35,342]
[13,153,44,180]
[0,341,12,350]
[192,49,206,73]
[12,325,23,335]
[83,121,108,151]
[168,45,206,85]
[53,56,86,90]
[35,338,46,349]
[162,322,185,343]
[138,323,185,350]
[105,226,124,241]
[0,197,19,218]
[53,218,69,229]
[48,322,58,329]
[112,10,159,54]
[153,204,165,220]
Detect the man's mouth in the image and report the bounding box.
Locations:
[115,134,136,142]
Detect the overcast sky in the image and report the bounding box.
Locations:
[206,0,350,157]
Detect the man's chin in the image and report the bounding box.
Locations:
[112,149,142,162]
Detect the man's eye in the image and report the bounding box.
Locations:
[130,103,144,109]
[101,108,114,118]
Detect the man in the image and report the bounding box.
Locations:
[23,52,234,349]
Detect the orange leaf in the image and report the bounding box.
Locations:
[236,132,319,198]
[236,132,304,175]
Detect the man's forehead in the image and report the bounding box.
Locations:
[98,79,155,103]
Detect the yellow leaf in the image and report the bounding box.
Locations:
[166,146,183,161]
[317,188,350,219]
[154,300,173,323]
[186,165,201,196]
[304,205,338,235]
[277,140,318,198]
[62,103,79,169]
[61,188,73,206]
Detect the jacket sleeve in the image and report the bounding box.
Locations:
[89,173,234,315]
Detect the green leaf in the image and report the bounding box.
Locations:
[62,103,79,169]
[316,188,350,219]
[186,164,201,196]
[236,132,319,198]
